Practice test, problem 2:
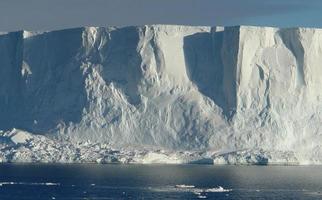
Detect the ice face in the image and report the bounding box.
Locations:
[0,25,322,164]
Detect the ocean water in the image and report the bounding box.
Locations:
[0,164,322,199]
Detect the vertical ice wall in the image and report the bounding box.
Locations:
[0,25,322,157]
[0,32,23,130]
[22,28,86,132]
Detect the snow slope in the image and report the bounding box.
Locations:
[1,25,322,164]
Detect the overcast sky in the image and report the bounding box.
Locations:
[0,0,321,31]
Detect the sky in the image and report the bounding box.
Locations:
[0,0,321,31]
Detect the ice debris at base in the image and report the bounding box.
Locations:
[1,25,322,164]
[0,129,314,165]
[4,129,33,144]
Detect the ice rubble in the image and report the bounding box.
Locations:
[0,129,309,164]
[1,25,322,164]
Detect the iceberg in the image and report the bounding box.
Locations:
[0,25,322,164]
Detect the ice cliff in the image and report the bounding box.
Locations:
[1,25,322,164]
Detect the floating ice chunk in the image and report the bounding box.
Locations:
[205,186,231,192]
[44,182,60,186]
[175,184,195,188]
[197,195,207,199]
[0,182,60,186]
[0,182,13,186]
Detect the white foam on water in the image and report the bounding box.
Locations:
[0,182,60,186]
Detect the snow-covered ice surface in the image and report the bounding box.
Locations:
[1,25,322,165]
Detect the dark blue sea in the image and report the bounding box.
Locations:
[0,164,322,199]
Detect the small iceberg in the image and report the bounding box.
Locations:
[175,184,195,188]
[205,186,231,192]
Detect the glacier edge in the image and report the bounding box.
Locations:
[0,25,322,164]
